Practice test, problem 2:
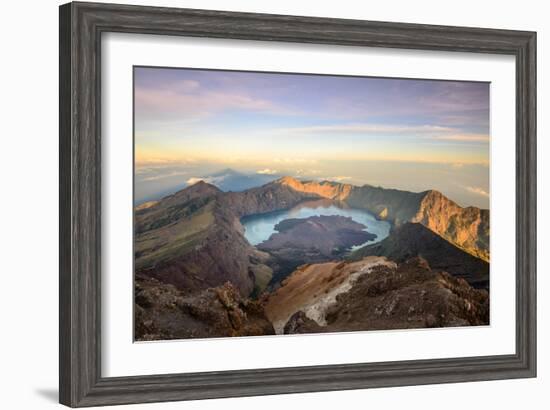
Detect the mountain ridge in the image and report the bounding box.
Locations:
[271,177,489,261]
[134,175,489,299]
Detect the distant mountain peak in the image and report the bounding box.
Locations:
[211,168,241,177]
[179,179,221,195]
[188,179,211,187]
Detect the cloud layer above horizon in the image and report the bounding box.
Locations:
[134,66,490,207]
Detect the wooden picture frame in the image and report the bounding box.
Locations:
[59,1,536,407]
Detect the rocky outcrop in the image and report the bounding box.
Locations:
[264,256,397,333]
[269,257,489,335]
[135,277,275,341]
[412,190,490,261]
[274,176,353,201]
[283,311,325,334]
[135,180,221,234]
[350,223,489,289]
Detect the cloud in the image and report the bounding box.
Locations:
[173,80,200,92]
[134,152,200,167]
[465,186,490,197]
[186,177,206,185]
[186,175,227,187]
[432,134,489,142]
[417,82,490,113]
[135,83,281,122]
[449,161,489,169]
[294,169,322,176]
[273,158,317,164]
[326,176,352,182]
[256,168,278,175]
[140,170,189,182]
[268,124,489,146]
[320,81,489,123]
[276,123,455,135]
[135,157,177,167]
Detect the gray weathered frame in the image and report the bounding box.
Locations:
[59,1,537,407]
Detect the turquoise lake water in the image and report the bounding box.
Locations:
[241,199,391,249]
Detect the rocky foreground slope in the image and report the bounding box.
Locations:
[265,256,489,335]
[136,255,489,340]
[135,275,274,341]
[263,256,396,333]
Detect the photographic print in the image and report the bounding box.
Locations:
[133,67,490,341]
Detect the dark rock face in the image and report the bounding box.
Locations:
[283,311,325,334]
[135,277,275,341]
[350,223,489,289]
[282,257,489,335]
[346,185,426,225]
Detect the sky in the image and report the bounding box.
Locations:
[134,66,490,208]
